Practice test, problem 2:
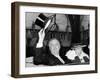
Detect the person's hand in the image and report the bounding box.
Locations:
[38,29,45,43]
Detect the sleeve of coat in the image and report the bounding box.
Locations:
[33,47,47,65]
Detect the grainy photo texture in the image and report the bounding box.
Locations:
[25,12,90,67]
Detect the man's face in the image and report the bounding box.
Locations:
[49,39,60,55]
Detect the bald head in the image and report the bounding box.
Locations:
[48,39,61,55]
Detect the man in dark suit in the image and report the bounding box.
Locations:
[33,13,89,66]
[33,28,73,66]
[33,13,71,65]
[33,28,90,66]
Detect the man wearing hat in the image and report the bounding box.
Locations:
[65,43,89,64]
[33,13,89,66]
[33,13,72,66]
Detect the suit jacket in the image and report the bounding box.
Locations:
[33,46,72,66]
[33,46,89,66]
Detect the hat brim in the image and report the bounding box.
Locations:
[71,43,87,49]
[73,45,86,48]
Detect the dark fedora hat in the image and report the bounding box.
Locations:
[35,13,52,29]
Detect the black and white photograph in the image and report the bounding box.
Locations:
[11,2,97,78]
[25,13,90,67]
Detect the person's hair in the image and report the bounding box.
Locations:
[47,38,61,47]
